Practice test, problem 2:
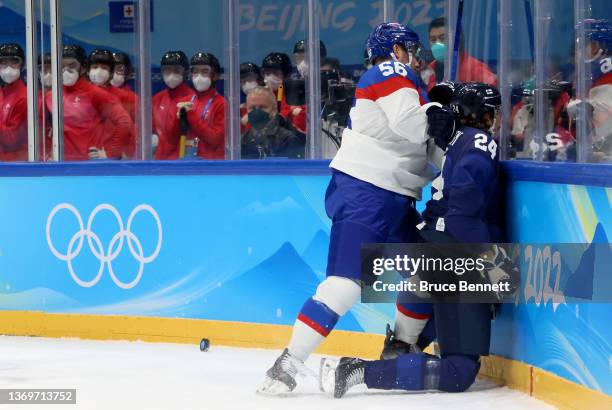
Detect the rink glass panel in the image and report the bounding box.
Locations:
[150,0,229,161]
[10,0,612,162]
[55,0,142,161]
[0,1,30,162]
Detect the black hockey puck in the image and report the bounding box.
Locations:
[200,338,210,352]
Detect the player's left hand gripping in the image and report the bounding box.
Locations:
[479,245,520,301]
[426,105,456,150]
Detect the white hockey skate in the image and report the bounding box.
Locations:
[257,348,317,395]
[318,357,338,393]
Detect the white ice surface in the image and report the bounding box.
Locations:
[0,336,556,410]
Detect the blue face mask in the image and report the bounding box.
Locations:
[431,42,447,62]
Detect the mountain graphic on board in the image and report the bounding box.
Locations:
[301,229,330,275]
[564,223,611,301]
[201,241,362,331]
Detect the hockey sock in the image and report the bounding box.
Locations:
[394,301,433,345]
[287,276,360,361]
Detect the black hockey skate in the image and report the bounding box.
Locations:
[333,357,366,398]
[380,323,419,360]
[258,348,315,395]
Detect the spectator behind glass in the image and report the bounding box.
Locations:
[43,44,130,161]
[567,19,612,162]
[321,57,353,84]
[0,43,28,161]
[37,53,53,160]
[241,86,305,159]
[240,62,263,135]
[262,52,306,134]
[176,52,226,159]
[87,49,136,160]
[151,50,196,160]
[424,17,497,90]
[292,39,327,79]
[110,51,139,159]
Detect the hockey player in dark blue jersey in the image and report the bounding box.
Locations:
[321,82,511,398]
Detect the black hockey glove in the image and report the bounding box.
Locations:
[479,245,520,302]
[426,105,456,150]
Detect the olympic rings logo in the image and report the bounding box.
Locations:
[46,203,162,289]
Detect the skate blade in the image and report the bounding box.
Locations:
[319,357,338,393]
[256,376,292,396]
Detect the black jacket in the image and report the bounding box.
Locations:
[241,115,306,159]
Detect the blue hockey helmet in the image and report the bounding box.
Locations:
[366,22,421,64]
[583,19,612,51]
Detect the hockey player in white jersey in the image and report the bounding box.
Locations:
[258,22,445,395]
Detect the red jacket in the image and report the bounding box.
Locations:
[44,78,131,161]
[152,82,196,160]
[279,93,306,134]
[0,79,28,161]
[427,51,497,91]
[186,87,226,159]
[108,85,138,159]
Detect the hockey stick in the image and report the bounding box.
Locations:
[524,0,535,63]
[450,0,464,81]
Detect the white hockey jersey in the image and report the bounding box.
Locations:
[330,61,441,199]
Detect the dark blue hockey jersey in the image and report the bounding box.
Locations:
[421,126,503,243]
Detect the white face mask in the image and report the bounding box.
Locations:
[297,60,308,78]
[89,68,110,86]
[40,71,52,88]
[110,73,126,88]
[241,80,258,95]
[264,74,282,91]
[192,74,212,92]
[62,68,79,87]
[163,73,183,89]
[0,66,20,84]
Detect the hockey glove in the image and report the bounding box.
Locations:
[426,105,456,150]
[479,245,520,301]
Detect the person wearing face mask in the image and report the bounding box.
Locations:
[152,50,196,160]
[0,43,28,161]
[239,62,263,135]
[37,53,53,160]
[262,52,307,134]
[292,39,327,79]
[107,52,139,158]
[42,44,130,161]
[425,17,496,91]
[87,49,136,159]
[241,86,304,159]
[174,52,226,159]
[259,23,444,395]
